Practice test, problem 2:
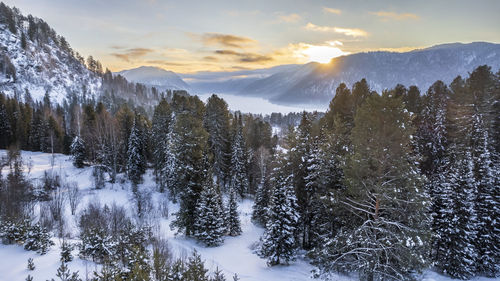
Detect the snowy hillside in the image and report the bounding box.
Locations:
[117,66,190,91]
[1,150,499,281]
[0,21,100,104]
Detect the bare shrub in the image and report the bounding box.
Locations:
[67,181,81,215]
[48,188,65,223]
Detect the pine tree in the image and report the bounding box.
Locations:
[127,115,146,189]
[194,173,226,247]
[226,187,242,236]
[152,99,172,192]
[259,155,299,266]
[313,93,429,280]
[230,114,249,197]
[204,95,231,187]
[170,111,208,236]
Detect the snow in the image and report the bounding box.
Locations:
[1,150,499,281]
[196,93,327,115]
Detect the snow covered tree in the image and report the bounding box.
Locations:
[127,115,146,189]
[226,187,242,236]
[60,240,74,263]
[313,93,429,280]
[259,154,299,266]
[70,135,85,168]
[251,163,271,226]
[435,149,478,279]
[466,66,500,276]
[194,173,226,247]
[230,114,249,197]
[204,95,231,187]
[417,81,452,263]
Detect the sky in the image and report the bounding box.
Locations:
[6,0,500,73]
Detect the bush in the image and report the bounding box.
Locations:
[0,220,54,254]
[23,223,54,254]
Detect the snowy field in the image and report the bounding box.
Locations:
[0,150,498,281]
[196,93,326,115]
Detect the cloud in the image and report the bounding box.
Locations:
[214,50,273,63]
[111,48,154,62]
[109,45,126,50]
[203,56,219,62]
[305,23,368,37]
[323,7,341,15]
[278,13,302,23]
[195,33,257,48]
[370,11,419,21]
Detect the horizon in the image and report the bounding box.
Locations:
[4,0,500,73]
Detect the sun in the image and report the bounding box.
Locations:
[302,45,348,63]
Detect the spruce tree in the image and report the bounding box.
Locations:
[226,187,242,236]
[437,148,478,279]
[127,115,146,189]
[251,163,271,226]
[259,155,299,266]
[70,136,85,168]
[230,114,249,197]
[194,173,226,247]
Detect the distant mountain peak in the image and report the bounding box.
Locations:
[116,66,190,91]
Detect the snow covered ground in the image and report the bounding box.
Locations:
[0,150,498,281]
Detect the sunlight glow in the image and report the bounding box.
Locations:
[296,42,349,63]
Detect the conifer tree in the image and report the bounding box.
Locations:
[436,148,478,279]
[226,187,242,236]
[230,114,249,197]
[127,115,146,189]
[313,93,429,280]
[170,111,208,236]
[251,163,271,226]
[204,95,231,187]
[70,136,85,168]
[194,173,226,247]
[259,155,299,266]
[151,99,172,192]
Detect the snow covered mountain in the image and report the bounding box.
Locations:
[177,42,500,106]
[116,66,190,91]
[0,8,101,104]
[240,42,500,105]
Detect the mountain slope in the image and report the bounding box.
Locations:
[117,66,190,91]
[0,7,100,104]
[244,42,500,105]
